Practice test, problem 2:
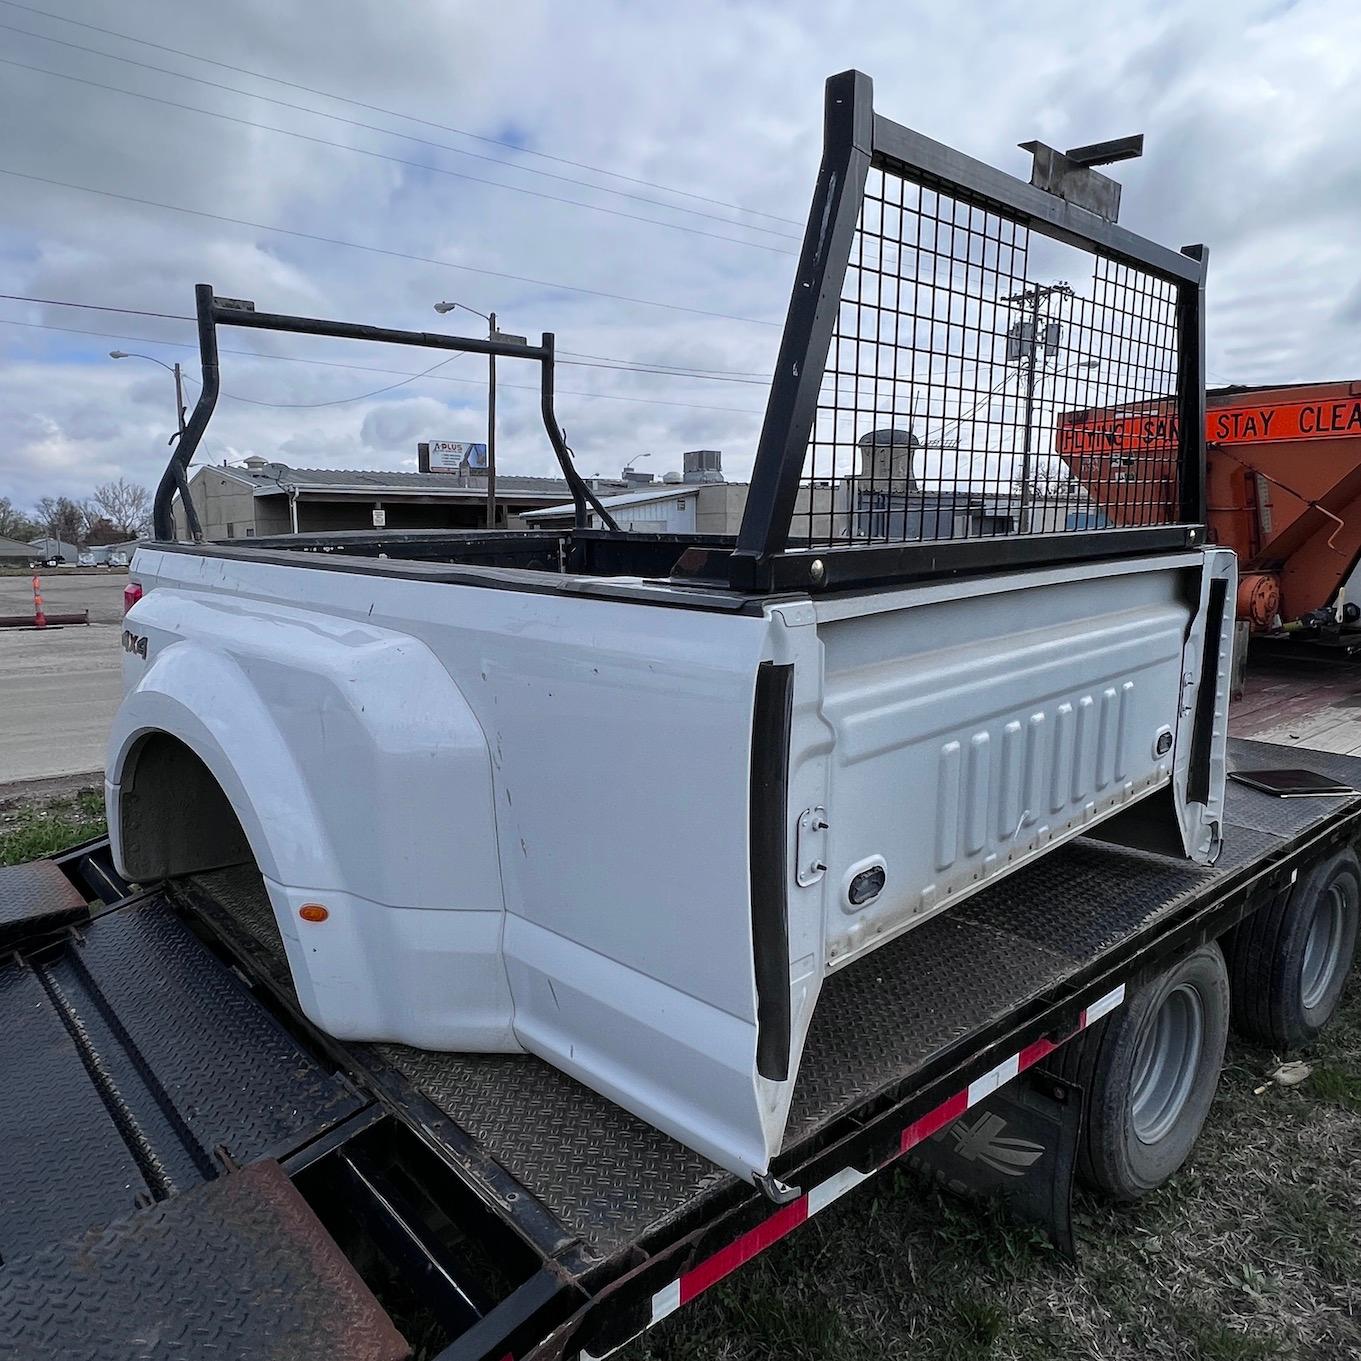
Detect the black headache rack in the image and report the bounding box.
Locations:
[680,68,1208,592]
[153,70,1206,599]
[5,740,1358,1361]
[151,286,624,543]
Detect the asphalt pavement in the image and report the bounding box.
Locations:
[0,573,127,787]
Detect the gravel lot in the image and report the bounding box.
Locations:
[0,572,127,784]
[0,569,129,625]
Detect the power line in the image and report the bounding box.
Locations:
[0,167,784,328]
[557,356,765,385]
[0,52,795,256]
[0,315,767,415]
[933,372,1020,440]
[0,296,1070,406]
[0,292,775,383]
[0,6,801,236]
[0,287,985,394]
[0,310,1093,427]
[181,352,470,409]
[0,293,1036,405]
[0,292,191,321]
[559,348,771,380]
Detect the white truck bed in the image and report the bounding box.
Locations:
[109,538,1232,1184]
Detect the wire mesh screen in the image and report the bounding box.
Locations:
[790,159,1184,549]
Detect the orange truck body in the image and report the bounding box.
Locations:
[1059,381,1361,629]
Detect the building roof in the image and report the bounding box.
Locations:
[28,536,79,556]
[522,482,730,521]
[0,535,38,558]
[1207,380,1358,399]
[207,462,627,501]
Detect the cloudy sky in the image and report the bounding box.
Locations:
[1,0,1357,511]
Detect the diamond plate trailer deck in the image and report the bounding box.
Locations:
[2,736,1351,1360]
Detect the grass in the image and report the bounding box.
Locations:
[0,787,106,865]
[632,978,1361,1361]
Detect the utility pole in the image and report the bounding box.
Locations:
[172,362,187,441]
[1006,282,1072,530]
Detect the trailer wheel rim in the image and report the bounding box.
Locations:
[1301,882,1351,1012]
[1130,983,1205,1144]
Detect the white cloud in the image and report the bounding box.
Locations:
[1,0,1357,510]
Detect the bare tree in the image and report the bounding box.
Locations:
[33,496,86,546]
[89,478,153,540]
[0,497,40,543]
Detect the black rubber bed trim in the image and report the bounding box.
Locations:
[750,661,794,1082]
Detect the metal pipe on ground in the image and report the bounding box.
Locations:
[0,579,90,628]
[0,613,90,628]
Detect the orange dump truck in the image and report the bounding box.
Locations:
[1060,381,1361,646]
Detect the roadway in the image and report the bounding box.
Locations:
[0,573,126,788]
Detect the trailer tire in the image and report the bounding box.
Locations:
[1051,943,1229,1201]
[1223,848,1360,1050]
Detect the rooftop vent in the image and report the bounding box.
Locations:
[856,428,920,490]
[682,449,724,484]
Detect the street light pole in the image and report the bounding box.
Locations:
[486,311,497,530]
[110,350,194,536]
[110,350,186,439]
[433,301,504,530]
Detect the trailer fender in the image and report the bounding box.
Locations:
[108,589,515,1050]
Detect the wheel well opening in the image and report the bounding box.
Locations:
[119,732,256,882]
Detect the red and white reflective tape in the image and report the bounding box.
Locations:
[646,981,1125,1327]
[648,1166,870,1324]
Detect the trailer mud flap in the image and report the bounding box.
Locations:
[904,1072,1081,1261]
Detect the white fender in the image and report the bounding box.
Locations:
[108,589,516,1051]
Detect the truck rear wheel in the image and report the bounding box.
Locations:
[1224,848,1360,1050]
[1050,943,1230,1201]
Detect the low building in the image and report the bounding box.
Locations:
[173,458,629,540]
[0,535,39,564]
[524,449,748,535]
[27,536,79,563]
[525,440,1091,542]
[524,480,749,536]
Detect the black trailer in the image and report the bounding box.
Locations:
[1,733,1357,1360]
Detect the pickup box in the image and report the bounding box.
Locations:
[111,70,1231,1191]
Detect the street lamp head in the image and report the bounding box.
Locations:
[109,350,128,359]
[434,299,494,323]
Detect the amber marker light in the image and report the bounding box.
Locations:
[299,904,329,923]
